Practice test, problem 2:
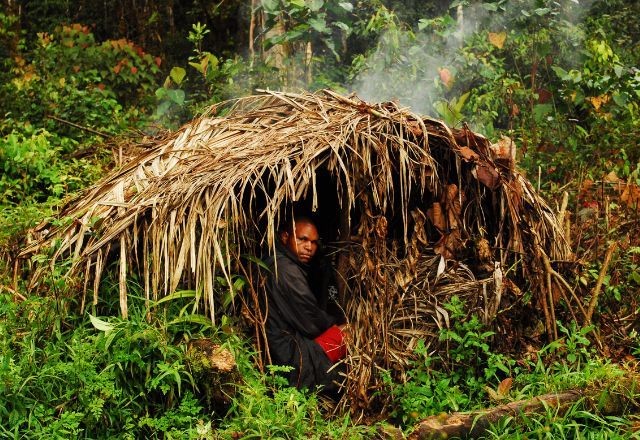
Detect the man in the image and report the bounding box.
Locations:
[264,216,346,393]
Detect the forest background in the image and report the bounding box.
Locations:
[1,0,640,438]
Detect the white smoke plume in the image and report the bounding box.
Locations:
[350,0,595,117]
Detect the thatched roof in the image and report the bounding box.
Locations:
[19,89,574,414]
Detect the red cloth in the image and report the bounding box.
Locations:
[314,325,346,362]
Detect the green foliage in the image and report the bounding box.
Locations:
[0,129,102,204]
[219,357,372,439]
[483,323,634,439]
[0,293,206,438]
[261,0,356,59]
[1,23,159,140]
[386,301,633,436]
[2,1,640,437]
[0,288,368,439]
[385,296,514,424]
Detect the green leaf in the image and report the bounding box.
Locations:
[612,92,627,107]
[169,66,186,85]
[166,89,185,105]
[307,0,324,11]
[168,314,213,329]
[283,25,309,42]
[188,61,204,74]
[338,1,353,12]
[151,290,197,307]
[289,0,306,8]
[533,103,553,123]
[613,64,624,78]
[155,100,172,116]
[534,7,550,15]
[262,0,279,13]
[205,52,219,69]
[242,254,271,271]
[334,21,350,32]
[551,65,568,80]
[418,19,429,31]
[233,277,247,293]
[308,17,330,33]
[453,91,470,114]
[89,314,114,332]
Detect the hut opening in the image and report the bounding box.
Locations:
[17,90,574,415]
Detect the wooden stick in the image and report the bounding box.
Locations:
[1,284,26,301]
[585,241,618,325]
[45,114,111,138]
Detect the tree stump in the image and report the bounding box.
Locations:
[186,339,240,412]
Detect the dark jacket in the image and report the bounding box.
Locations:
[264,242,342,392]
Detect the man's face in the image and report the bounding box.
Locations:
[281,221,320,264]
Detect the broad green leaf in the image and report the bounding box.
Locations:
[613,64,624,78]
[418,19,429,31]
[534,7,550,15]
[324,38,339,59]
[188,61,205,74]
[307,0,324,12]
[551,65,568,80]
[334,21,350,32]
[453,91,470,113]
[283,26,308,42]
[338,1,353,12]
[262,0,279,12]
[533,103,553,123]
[169,66,186,85]
[166,89,185,105]
[233,276,247,292]
[612,92,627,107]
[309,17,330,33]
[205,52,219,69]
[289,0,305,8]
[89,314,114,332]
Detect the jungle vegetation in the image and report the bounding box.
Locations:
[1,0,639,438]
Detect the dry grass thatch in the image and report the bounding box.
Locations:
[18,89,575,414]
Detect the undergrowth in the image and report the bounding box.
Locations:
[0,291,371,439]
[2,290,637,438]
[385,297,639,438]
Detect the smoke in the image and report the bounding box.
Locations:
[349,0,596,117]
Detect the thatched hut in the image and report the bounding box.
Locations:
[19,90,574,414]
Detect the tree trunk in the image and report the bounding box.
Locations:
[3,0,22,59]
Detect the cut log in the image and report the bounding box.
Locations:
[409,375,640,439]
[409,390,582,439]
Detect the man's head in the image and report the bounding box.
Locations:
[279,217,320,264]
